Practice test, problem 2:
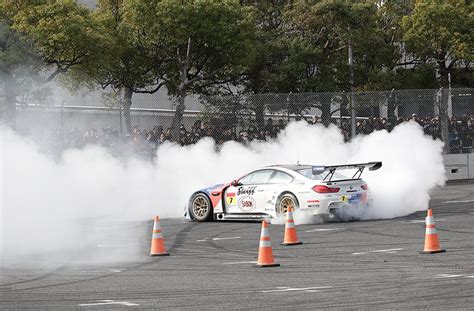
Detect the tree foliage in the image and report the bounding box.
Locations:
[0,1,45,127]
[62,0,163,133]
[402,0,473,153]
[124,0,256,139]
[13,1,106,82]
[1,0,472,136]
[402,0,473,87]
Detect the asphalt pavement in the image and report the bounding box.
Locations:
[1,182,474,310]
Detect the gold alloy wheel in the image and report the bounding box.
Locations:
[279,196,296,214]
[192,195,210,220]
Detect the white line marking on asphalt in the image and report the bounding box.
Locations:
[305,228,340,232]
[410,219,444,223]
[436,274,468,278]
[196,239,207,242]
[213,236,241,241]
[173,247,208,253]
[79,300,139,307]
[371,248,403,253]
[352,248,403,255]
[261,286,333,293]
[223,261,257,265]
[442,199,474,204]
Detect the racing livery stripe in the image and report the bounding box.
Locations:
[198,183,225,209]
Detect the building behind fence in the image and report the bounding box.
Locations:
[4,88,474,155]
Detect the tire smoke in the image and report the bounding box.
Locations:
[0,121,445,265]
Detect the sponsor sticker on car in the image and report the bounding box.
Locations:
[237,186,257,196]
[238,196,256,212]
[349,193,360,203]
[226,192,236,205]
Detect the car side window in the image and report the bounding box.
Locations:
[239,170,275,185]
[270,171,294,184]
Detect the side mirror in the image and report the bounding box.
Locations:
[231,180,240,186]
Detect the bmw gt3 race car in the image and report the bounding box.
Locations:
[185,162,382,222]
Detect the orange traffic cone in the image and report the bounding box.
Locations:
[281,207,302,246]
[420,209,445,254]
[150,216,170,256]
[254,220,280,267]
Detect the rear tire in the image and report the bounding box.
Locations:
[190,193,212,221]
[276,193,299,216]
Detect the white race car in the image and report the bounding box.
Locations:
[186,162,382,222]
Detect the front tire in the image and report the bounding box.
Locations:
[276,193,299,216]
[190,193,212,221]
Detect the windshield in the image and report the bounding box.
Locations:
[296,168,348,181]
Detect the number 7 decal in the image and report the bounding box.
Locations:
[226,193,236,205]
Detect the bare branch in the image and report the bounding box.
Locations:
[134,81,166,94]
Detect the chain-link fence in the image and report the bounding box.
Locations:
[8,88,474,157]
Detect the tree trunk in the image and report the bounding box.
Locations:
[255,99,265,130]
[438,61,450,155]
[321,101,331,126]
[171,88,186,142]
[4,79,16,130]
[387,92,395,130]
[340,94,348,118]
[171,38,191,143]
[123,87,133,134]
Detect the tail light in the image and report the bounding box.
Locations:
[361,184,369,190]
[312,185,340,193]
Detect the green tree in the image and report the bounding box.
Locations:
[402,0,473,88]
[283,1,392,125]
[64,0,164,134]
[238,1,298,128]
[402,0,473,153]
[125,0,256,141]
[0,1,44,128]
[13,1,105,83]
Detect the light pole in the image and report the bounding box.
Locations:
[348,33,356,138]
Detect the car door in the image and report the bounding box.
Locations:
[224,169,275,214]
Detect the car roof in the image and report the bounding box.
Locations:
[267,164,317,172]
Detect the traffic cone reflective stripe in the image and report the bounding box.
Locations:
[420,209,445,254]
[254,221,279,268]
[281,207,302,246]
[152,219,164,238]
[150,216,170,256]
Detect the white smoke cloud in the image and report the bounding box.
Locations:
[0,121,445,265]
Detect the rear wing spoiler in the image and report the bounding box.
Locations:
[312,162,382,182]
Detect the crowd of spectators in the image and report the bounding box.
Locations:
[339,114,473,153]
[47,113,473,157]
